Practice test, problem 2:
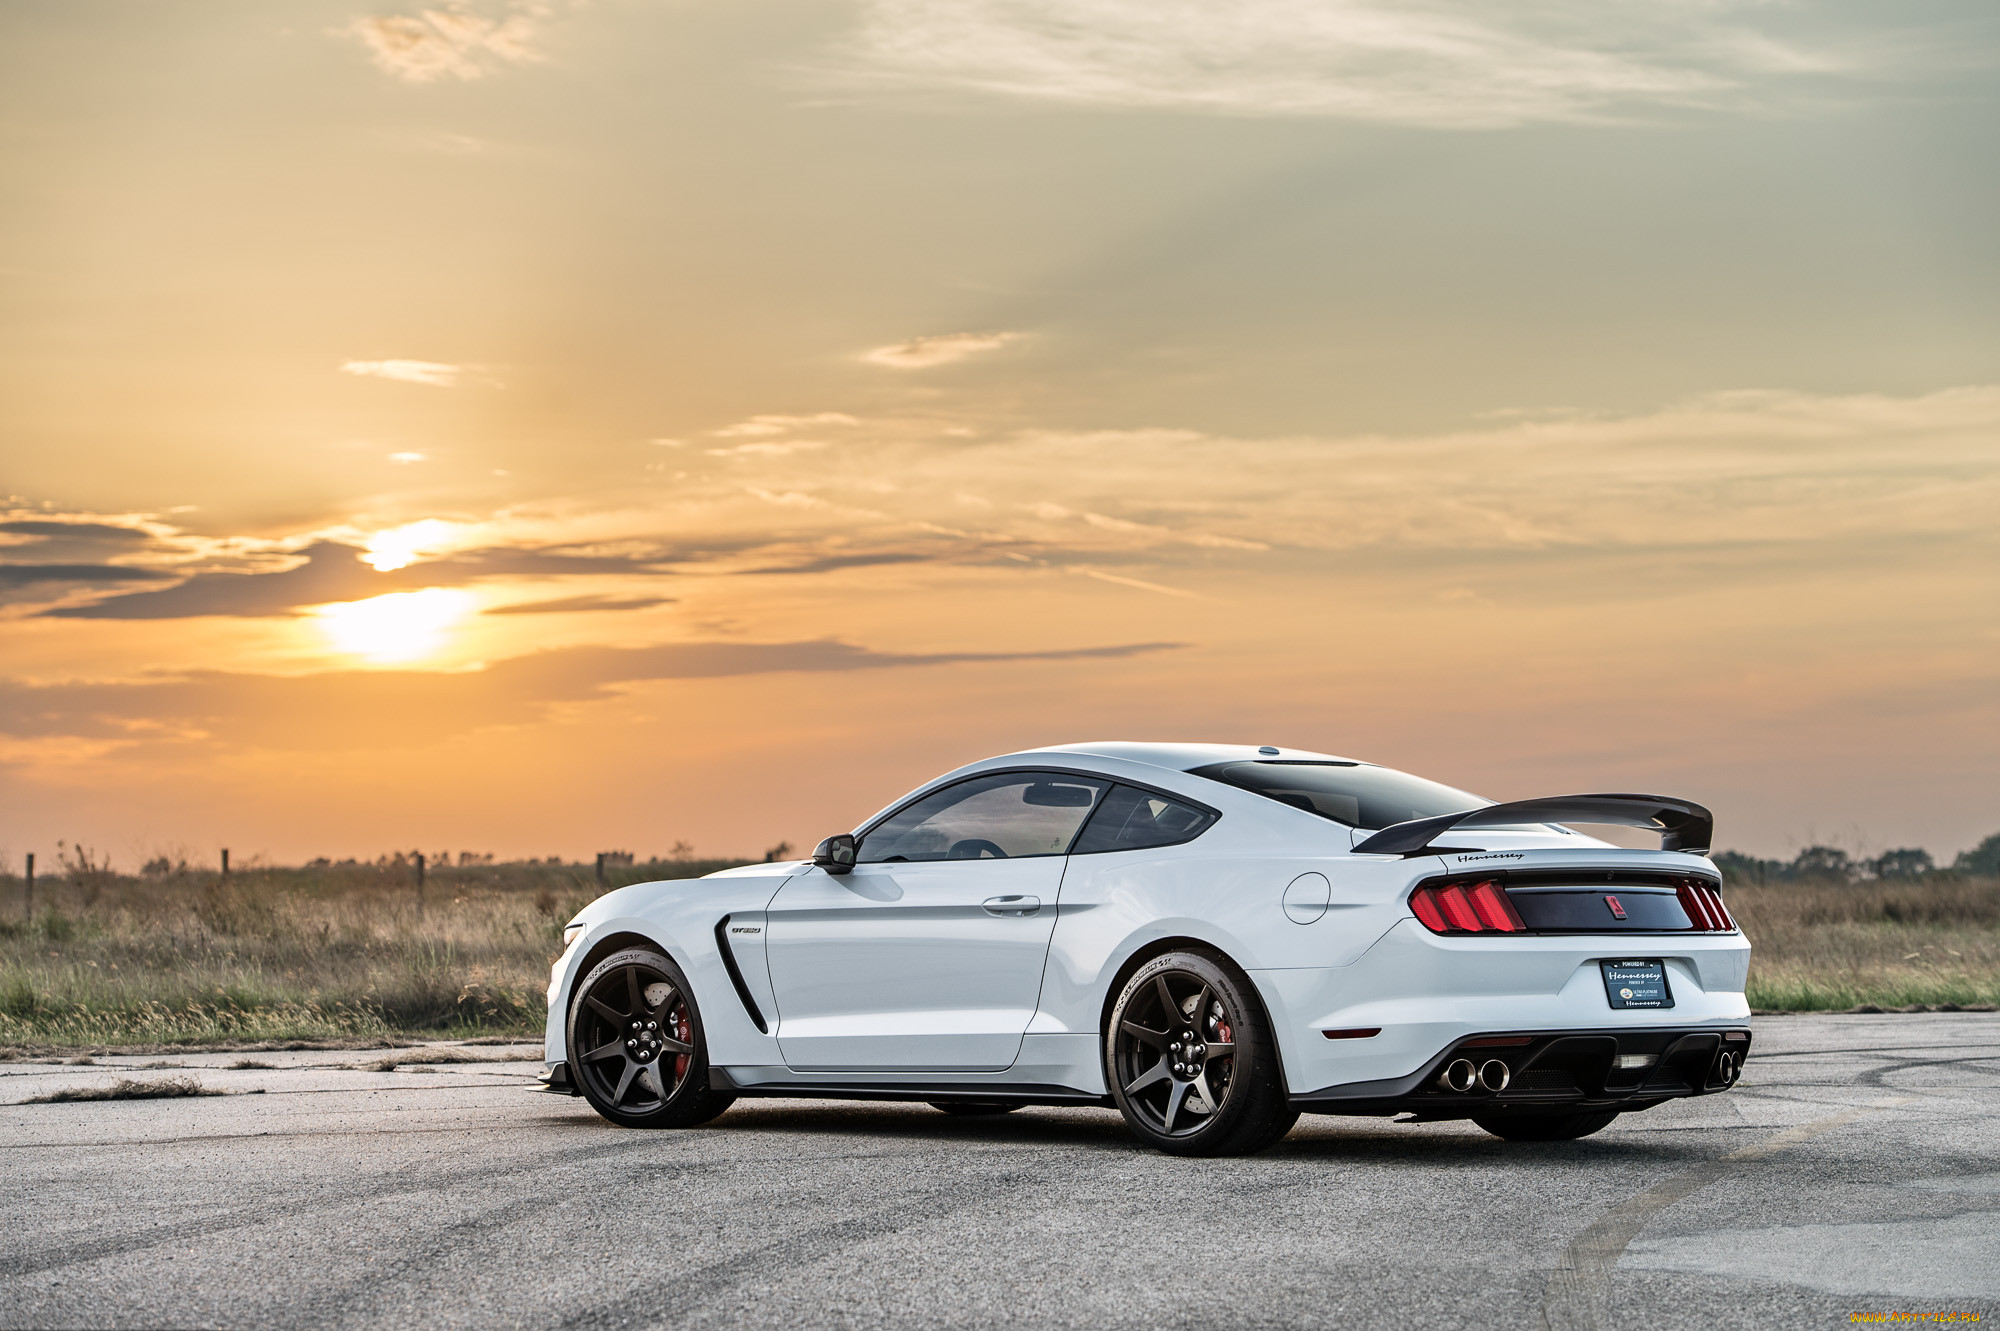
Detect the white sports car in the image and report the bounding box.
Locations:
[543,742,1751,1155]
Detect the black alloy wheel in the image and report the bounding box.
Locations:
[1106,950,1297,1156]
[568,947,735,1129]
[928,1101,1023,1117]
[1473,1110,1620,1141]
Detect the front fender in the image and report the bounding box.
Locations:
[544,874,794,1069]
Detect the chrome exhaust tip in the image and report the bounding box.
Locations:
[1438,1058,1478,1093]
[1714,1050,1739,1084]
[1478,1060,1511,1093]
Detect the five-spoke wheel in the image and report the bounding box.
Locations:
[1106,951,1297,1156]
[568,947,735,1129]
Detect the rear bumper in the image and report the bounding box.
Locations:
[1292,1025,1751,1118]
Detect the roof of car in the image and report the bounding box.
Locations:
[1030,741,1363,772]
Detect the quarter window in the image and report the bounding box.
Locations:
[859,773,1110,863]
[1070,784,1218,855]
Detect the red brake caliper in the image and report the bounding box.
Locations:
[674,1008,692,1082]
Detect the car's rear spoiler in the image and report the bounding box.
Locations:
[1350,793,1714,857]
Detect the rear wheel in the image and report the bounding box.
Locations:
[1106,951,1298,1157]
[928,1101,1022,1117]
[1473,1110,1619,1141]
[568,947,735,1129]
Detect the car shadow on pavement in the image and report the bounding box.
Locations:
[570,1100,1739,1166]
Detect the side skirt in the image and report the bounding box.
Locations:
[708,1067,1111,1108]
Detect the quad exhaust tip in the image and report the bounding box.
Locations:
[1438,1058,1478,1093]
[1478,1059,1511,1093]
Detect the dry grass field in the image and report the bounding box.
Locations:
[0,856,746,1052]
[1727,874,2000,1011]
[1,858,1994,1051]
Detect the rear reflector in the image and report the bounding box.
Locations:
[1321,1028,1381,1040]
[1410,880,1526,935]
[1461,1035,1533,1048]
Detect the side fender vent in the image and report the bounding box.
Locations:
[715,916,769,1033]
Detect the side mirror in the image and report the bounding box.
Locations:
[811,833,858,875]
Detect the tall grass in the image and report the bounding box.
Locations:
[1728,874,2000,1011]
[0,857,748,1051]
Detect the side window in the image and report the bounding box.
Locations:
[859,773,1110,863]
[1071,784,1218,855]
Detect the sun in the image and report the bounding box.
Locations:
[362,518,460,572]
[315,588,473,663]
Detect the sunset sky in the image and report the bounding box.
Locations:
[3,0,1997,867]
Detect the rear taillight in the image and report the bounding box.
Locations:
[1410,880,1525,935]
[1676,880,1734,932]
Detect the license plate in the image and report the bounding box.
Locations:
[1601,958,1674,1010]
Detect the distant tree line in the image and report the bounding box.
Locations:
[1715,831,2000,884]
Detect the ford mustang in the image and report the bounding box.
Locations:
[542,742,1751,1155]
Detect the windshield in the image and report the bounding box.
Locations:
[1189,761,1487,831]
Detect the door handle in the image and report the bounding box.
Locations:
[982,895,1041,917]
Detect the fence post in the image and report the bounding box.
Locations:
[221,848,230,877]
[595,852,605,886]
[22,852,31,923]
[415,851,426,919]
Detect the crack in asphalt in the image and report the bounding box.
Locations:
[1539,1098,1917,1331]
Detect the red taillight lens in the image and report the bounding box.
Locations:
[1411,881,1525,934]
[1676,880,1734,931]
[1469,880,1524,932]
[1436,884,1483,932]
[1676,882,1713,929]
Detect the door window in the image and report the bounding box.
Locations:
[1071,783,1218,854]
[859,772,1109,862]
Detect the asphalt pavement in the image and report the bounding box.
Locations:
[1,1013,1994,1329]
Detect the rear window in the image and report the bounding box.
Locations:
[1190,761,1487,831]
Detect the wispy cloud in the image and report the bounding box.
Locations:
[862,331,1021,369]
[341,359,462,387]
[483,594,673,615]
[347,4,546,83]
[1071,567,1198,598]
[0,640,1182,749]
[39,540,669,620]
[713,413,859,438]
[706,441,829,458]
[836,0,1843,128]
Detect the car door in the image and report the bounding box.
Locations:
[764,770,1109,1072]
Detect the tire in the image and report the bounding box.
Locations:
[928,1101,1023,1117]
[1473,1110,1620,1141]
[1105,950,1298,1157]
[568,947,736,1129]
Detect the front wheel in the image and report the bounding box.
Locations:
[568,947,736,1129]
[1473,1110,1619,1141]
[1106,951,1298,1157]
